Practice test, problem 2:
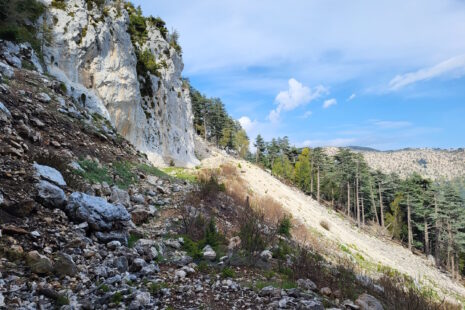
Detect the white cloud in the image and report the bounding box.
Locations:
[347,93,356,101]
[300,138,357,147]
[302,110,313,118]
[238,116,257,131]
[323,98,337,109]
[139,0,465,86]
[373,120,412,129]
[268,78,327,122]
[389,54,465,90]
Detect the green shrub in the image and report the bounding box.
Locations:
[147,282,166,296]
[0,0,45,51]
[277,216,292,238]
[181,236,203,259]
[51,0,66,10]
[221,267,236,279]
[111,291,123,305]
[128,233,141,248]
[137,49,159,75]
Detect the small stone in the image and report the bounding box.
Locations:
[106,240,121,250]
[297,278,317,291]
[202,245,216,261]
[130,258,146,272]
[175,269,187,281]
[131,193,145,204]
[113,256,128,273]
[228,236,241,250]
[54,252,78,276]
[320,287,332,296]
[110,186,130,206]
[30,230,41,238]
[260,249,273,262]
[37,92,51,103]
[26,251,53,274]
[132,292,151,307]
[355,293,384,310]
[0,292,4,307]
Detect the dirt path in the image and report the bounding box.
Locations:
[199,146,465,302]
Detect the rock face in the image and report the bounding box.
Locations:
[43,0,198,167]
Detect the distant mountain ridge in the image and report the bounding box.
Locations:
[324,147,465,180]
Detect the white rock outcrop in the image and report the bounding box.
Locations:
[42,0,198,167]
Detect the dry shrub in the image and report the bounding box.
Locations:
[220,163,238,178]
[225,178,248,205]
[252,195,287,225]
[291,221,332,256]
[376,274,462,310]
[320,220,330,231]
[238,197,277,261]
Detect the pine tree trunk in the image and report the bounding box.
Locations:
[378,182,384,228]
[434,196,440,266]
[424,219,429,255]
[361,197,365,226]
[447,221,453,273]
[347,182,350,217]
[370,181,379,225]
[356,175,360,227]
[317,166,320,202]
[407,195,413,251]
[310,159,314,196]
[331,187,334,209]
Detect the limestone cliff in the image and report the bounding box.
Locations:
[40,0,198,167]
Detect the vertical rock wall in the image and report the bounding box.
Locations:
[42,0,198,167]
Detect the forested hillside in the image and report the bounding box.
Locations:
[189,84,249,158]
[253,136,465,279]
[324,147,465,181]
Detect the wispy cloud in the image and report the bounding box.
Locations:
[238,116,258,131]
[300,110,313,119]
[389,54,465,90]
[372,120,412,129]
[300,138,357,147]
[347,93,356,101]
[268,78,328,122]
[323,98,337,109]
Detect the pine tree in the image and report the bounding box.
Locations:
[254,135,266,164]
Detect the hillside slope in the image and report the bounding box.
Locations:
[200,143,465,302]
[325,147,465,180]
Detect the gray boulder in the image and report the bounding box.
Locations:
[33,163,66,187]
[0,61,14,79]
[36,180,66,208]
[37,92,51,103]
[260,249,273,262]
[110,186,130,206]
[65,192,130,231]
[297,278,317,291]
[203,245,216,261]
[95,231,129,245]
[355,293,384,310]
[0,101,11,122]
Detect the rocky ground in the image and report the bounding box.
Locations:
[0,43,388,309]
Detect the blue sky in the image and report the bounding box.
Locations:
[133,0,465,150]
